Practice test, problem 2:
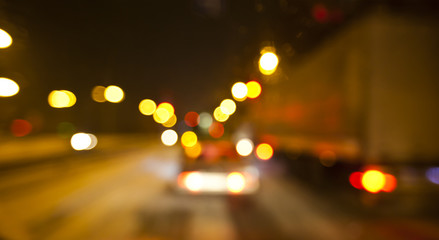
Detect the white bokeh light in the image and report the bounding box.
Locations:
[161,129,178,146]
[236,138,254,157]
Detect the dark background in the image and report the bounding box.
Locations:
[0,0,437,133]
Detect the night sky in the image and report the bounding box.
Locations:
[0,0,399,132]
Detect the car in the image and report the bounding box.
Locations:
[176,140,260,195]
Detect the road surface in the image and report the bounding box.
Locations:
[0,135,437,240]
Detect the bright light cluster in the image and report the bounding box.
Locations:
[48,90,76,108]
[153,102,175,124]
[91,85,125,103]
[349,169,397,193]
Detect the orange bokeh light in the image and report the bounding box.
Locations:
[208,122,224,138]
[11,119,32,137]
[255,143,274,160]
[382,174,397,192]
[184,111,200,127]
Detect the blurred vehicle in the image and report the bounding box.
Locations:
[176,140,260,195]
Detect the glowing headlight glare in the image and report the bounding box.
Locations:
[227,172,246,193]
[184,172,202,192]
[161,129,178,146]
[0,78,19,97]
[71,133,93,151]
[236,138,254,157]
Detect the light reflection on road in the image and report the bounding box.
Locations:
[0,135,438,240]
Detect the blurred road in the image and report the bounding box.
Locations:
[0,135,438,240]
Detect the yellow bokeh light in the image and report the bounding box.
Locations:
[161,129,178,146]
[48,90,76,108]
[139,99,156,115]
[0,29,12,49]
[213,107,229,122]
[255,143,274,160]
[181,131,198,148]
[220,99,236,115]
[184,142,202,159]
[259,51,279,75]
[91,86,106,102]
[153,102,175,123]
[361,170,386,193]
[0,77,19,97]
[49,91,70,108]
[236,138,254,157]
[153,108,171,124]
[246,81,262,99]
[231,82,248,101]
[61,90,77,107]
[162,114,177,128]
[227,172,246,193]
[157,102,174,116]
[104,85,124,103]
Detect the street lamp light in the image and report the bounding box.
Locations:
[0,29,12,49]
[259,51,279,75]
[0,77,19,97]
